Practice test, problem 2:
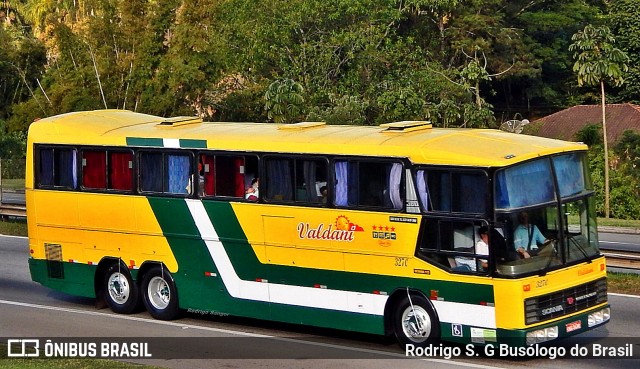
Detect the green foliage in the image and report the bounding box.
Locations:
[574,124,603,146]
[569,25,629,87]
[306,94,369,125]
[614,130,640,182]
[264,78,305,123]
[583,133,640,220]
[608,0,640,103]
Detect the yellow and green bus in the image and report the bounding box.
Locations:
[27,109,609,347]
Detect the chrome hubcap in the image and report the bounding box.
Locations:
[108,272,130,305]
[148,276,170,310]
[401,305,431,343]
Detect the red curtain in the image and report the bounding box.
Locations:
[234,157,245,197]
[109,152,133,191]
[202,155,215,196]
[82,151,106,189]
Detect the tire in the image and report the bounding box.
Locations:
[141,265,179,320]
[103,263,139,314]
[392,294,440,348]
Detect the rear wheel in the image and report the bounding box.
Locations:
[103,263,139,314]
[141,266,179,320]
[392,294,440,348]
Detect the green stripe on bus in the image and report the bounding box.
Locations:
[147,198,493,307]
[179,139,207,148]
[126,137,164,147]
[28,258,96,298]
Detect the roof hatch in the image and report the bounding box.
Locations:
[380,121,432,132]
[278,121,326,130]
[156,116,203,127]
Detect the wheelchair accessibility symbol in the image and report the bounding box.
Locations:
[451,324,463,337]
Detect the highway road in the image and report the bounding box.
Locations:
[599,232,640,252]
[0,234,638,369]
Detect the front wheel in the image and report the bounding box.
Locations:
[392,294,440,348]
[141,266,180,320]
[103,263,139,314]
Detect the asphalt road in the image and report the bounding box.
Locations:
[599,232,640,252]
[0,234,638,369]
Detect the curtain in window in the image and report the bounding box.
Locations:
[389,163,403,209]
[55,149,76,188]
[140,153,163,192]
[553,154,585,198]
[202,155,215,196]
[234,157,245,197]
[39,149,54,186]
[416,170,428,211]
[109,152,133,191]
[266,159,292,200]
[348,162,359,205]
[458,173,486,213]
[495,159,555,209]
[82,151,106,189]
[167,155,190,194]
[334,161,348,206]
[303,161,317,202]
[427,171,451,211]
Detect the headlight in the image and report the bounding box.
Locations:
[588,308,611,327]
[526,326,559,345]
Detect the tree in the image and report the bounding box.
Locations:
[569,24,629,218]
[609,0,640,104]
[264,78,305,123]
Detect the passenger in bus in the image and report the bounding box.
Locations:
[454,226,489,272]
[320,185,328,204]
[475,226,490,270]
[513,211,547,258]
[245,177,259,201]
[197,159,205,197]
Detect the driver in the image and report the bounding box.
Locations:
[513,211,548,258]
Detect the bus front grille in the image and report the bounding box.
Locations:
[524,278,607,325]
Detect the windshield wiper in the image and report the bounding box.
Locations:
[567,234,591,262]
[537,242,559,276]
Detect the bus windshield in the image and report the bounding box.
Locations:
[493,153,600,277]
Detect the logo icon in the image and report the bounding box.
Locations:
[452,324,463,337]
[7,339,40,357]
[566,297,575,305]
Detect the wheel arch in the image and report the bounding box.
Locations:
[137,260,166,286]
[94,257,129,298]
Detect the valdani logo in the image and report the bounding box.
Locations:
[297,216,363,242]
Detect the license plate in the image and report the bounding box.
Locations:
[566,320,582,333]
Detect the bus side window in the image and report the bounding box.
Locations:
[294,158,327,203]
[82,150,107,189]
[166,153,191,194]
[37,147,77,189]
[418,219,488,273]
[140,152,163,192]
[419,169,487,215]
[108,151,134,191]
[213,155,258,199]
[334,160,403,209]
[265,157,294,201]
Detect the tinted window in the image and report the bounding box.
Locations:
[37,147,77,189]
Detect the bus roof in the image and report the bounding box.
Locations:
[28,110,587,167]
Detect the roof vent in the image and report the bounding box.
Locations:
[380,121,432,132]
[156,116,203,127]
[278,121,326,130]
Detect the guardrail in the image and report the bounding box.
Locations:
[602,250,640,271]
[0,203,26,218]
